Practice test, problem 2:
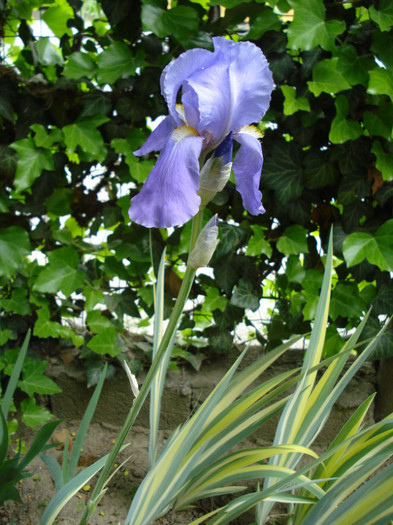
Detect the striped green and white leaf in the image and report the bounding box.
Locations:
[125,337,305,525]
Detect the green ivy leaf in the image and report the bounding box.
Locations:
[45,188,74,216]
[330,282,366,321]
[323,324,345,358]
[0,96,15,122]
[0,288,31,315]
[287,0,345,51]
[21,398,54,429]
[141,5,199,42]
[19,361,61,397]
[63,52,97,79]
[97,42,135,84]
[281,86,310,115]
[203,287,228,313]
[246,225,272,257]
[214,223,248,260]
[371,141,393,181]
[364,103,393,140]
[247,6,281,40]
[329,94,362,144]
[86,310,116,334]
[63,115,109,162]
[33,246,85,297]
[33,308,62,338]
[30,124,62,149]
[335,44,370,87]
[303,151,337,188]
[372,283,393,316]
[35,38,64,66]
[0,227,30,278]
[367,67,393,101]
[230,278,260,311]
[286,255,305,283]
[371,30,393,70]
[87,329,122,357]
[362,317,393,360]
[111,136,155,183]
[277,225,309,256]
[11,137,54,193]
[214,256,240,294]
[308,58,351,97]
[262,142,303,204]
[42,0,73,38]
[369,0,393,32]
[343,219,393,271]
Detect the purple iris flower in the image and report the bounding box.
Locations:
[129,36,274,228]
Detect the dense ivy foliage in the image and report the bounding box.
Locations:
[0,0,392,378]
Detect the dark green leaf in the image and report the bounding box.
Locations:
[262,142,303,204]
[230,278,260,312]
[141,5,199,42]
[362,317,393,360]
[0,227,30,278]
[0,96,15,122]
[372,283,393,316]
[247,6,281,40]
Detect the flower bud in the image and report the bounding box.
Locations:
[198,133,233,206]
[188,215,219,269]
[123,361,139,400]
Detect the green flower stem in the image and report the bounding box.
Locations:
[80,209,205,525]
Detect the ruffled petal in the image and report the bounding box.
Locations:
[233,127,265,216]
[129,129,204,228]
[212,37,274,133]
[133,116,174,156]
[160,47,214,125]
[185,48,232,146]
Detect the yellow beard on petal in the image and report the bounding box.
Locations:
[239,125,263,139]
[172,125,199,141]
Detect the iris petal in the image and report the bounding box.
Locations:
[133,116,174,156]
[160,47,214,126]
[233,127,265,216]
[129,131,204,228]
[213,37,274,133]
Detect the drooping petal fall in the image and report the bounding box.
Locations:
[233,126,265,216]
[129,127,204,228]
[133,116,174,156]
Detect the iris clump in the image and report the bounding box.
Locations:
[129,37,274,228]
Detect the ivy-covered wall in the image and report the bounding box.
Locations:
[0,0,392,378]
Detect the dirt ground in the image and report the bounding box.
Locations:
[0,422,209,525]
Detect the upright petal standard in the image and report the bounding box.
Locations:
[129,36,274,228]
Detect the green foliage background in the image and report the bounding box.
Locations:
[0,0,393,375]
